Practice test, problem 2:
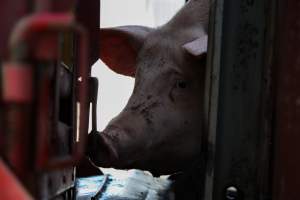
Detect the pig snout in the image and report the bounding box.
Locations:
[87,130,119,168]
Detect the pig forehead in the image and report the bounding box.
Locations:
[137,37,185,69]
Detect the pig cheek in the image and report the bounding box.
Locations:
[158,114,201,154]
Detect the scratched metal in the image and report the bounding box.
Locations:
[204,0,274,199]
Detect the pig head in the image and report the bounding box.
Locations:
[88,0,209,175]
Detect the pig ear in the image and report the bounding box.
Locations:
[99,26,152,77]
[182,35,208,59]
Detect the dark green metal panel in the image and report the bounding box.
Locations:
[204,0,275,199]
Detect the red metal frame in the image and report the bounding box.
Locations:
[3,13,89,171]
[2,65,33,103]
[0,159,33,200]
[0,0,97,198]
[0,0,30,59]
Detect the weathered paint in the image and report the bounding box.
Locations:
[203,0,274,199]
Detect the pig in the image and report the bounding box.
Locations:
[88,0,210,176]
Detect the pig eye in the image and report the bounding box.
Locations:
[170,79,189,102]
[176,80,188,89]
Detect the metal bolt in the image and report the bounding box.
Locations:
[226,186,238,200]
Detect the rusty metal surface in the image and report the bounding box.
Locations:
[272,0,300,199]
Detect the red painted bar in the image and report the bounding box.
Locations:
[0,160,33,200]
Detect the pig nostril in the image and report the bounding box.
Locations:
[176,80,188,89]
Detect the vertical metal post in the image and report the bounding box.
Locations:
[204,0,275,199]
[272,0,300,199]
[203,0,224,199]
